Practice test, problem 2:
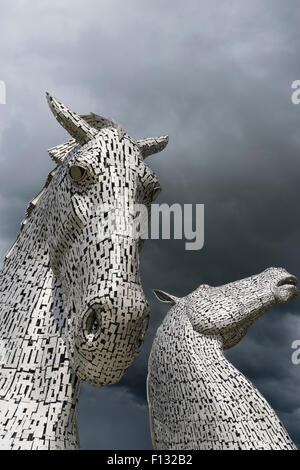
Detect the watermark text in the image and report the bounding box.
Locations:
[96,203,204,251]
[291,340,300,365]
[0,80,6,104]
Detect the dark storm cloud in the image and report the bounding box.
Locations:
[78,384,152,450]
[0,0,300,449]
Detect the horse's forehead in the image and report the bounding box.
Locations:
[188,278,255,303]
[186,269,292,307]
[188,273,271,303]
[70,132,142,170]
[187,287,224,304]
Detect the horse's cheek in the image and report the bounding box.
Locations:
[70,194,90,226]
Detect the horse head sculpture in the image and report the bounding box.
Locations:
[154,267,298,349]
[0,94,168,449]
[43,95,168,386]
[148,268,298,450]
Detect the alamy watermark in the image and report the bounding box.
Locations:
[291,80,300,104]
[0,80,6,104]
[95,203,204,251]
[291,340,300,365]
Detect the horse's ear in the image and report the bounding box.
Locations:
[46,93,98,144]
[153,289,178,305]
[137,136,169,159]
[48,139,78,165]
[47,112,126,165]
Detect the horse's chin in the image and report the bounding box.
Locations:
[73,349,130,386]
[79,368,127,387]
[222,325,249,350]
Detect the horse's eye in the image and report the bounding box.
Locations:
[69,165,86,182]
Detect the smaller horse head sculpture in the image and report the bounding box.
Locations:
[149,267,298,450]
[154,267,298,349]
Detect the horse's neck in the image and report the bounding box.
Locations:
[0,214,81,450]
[155,309,277,415]
[149,310,296,450]
[153,309,266,404]
[155,308,225,365]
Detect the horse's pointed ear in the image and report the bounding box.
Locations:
[153,289,178,306]
[137,136,169,159]
[46,93,98,144]
[48,139,78,165]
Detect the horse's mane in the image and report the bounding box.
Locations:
[4,167,58,261]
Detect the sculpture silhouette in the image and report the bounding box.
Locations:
[148,268,298,450]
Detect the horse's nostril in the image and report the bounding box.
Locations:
[83,305,102,342]
[277,276,298,287]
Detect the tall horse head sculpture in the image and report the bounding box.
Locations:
[0,94,168,449]
[148,267,298,450]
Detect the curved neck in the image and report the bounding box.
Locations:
[0,210,81,450]
[149,309,296,450]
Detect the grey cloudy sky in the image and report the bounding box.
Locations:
[0,0,300,449]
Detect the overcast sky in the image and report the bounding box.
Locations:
[0,0,300,449]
